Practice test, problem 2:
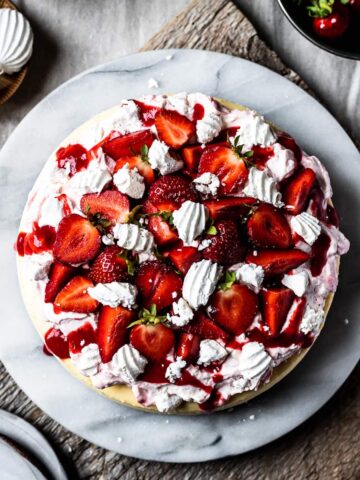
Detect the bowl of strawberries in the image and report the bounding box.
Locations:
[277,0,360,59]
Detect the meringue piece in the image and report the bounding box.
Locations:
[137,251,157,264]
[198,238,211,251]
[196,111,222,144]
[197,340,228,366]
[238,342,272,383]
[266,143,296,182]
[193,172,220,196]
[87,282,137,309]
[172,201,208,245]
[233,111,277,148]
[183,259,222,309]
[299,306,324,334]
[243,168,284,207]
[0,9,33,75]
[166,92,194,119]
[165,358,187,383]
[282,270,309,297]
[37,196,65,228]
[148,77,159,89]
[77,344,101,377]
[229,262,264,292]
[113,163,145,199]
[147,139,183,175]
[155,390,183,413]
[167,298,194,327]
[111,344,147,382]
[24,252,53,282]
[290,212,321,246]
[102,233,115,245]
[113,223,154,252]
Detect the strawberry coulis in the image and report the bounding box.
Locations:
[56,144,90,176]
[44,328,69,359]
[193,103,205,121]
[311,233,331,277]
[16,223,56,256]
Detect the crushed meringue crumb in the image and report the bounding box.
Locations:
[148,77,159,89]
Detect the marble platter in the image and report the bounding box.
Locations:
[0,49,359,463]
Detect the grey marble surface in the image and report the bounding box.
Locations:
[0,49,359,463]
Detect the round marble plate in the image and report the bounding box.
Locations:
[0,49,359,463]
[0,410,67,480]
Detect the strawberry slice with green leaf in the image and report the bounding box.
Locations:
[143,200,178,246]
[113,145,155,185]
[80,190,130,225]
[165,242,201,275]
[260,287,295,336]
[54,276,99,313]
[247,203,292,248]
[45,262,76,303]
[246,249,310,278]
[102,130,154,159]
[155,109,195,149]
[283,168,316,215]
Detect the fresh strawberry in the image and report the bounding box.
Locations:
[165,243,201,275]
[143,200,178,246]
[176,333,200,363]
[97,305,136,362]
[277,132,301,162]
[133,100,161,127]
[246,249,310,278]
[80,190,130,225]
[89,246,129,284]
[183,312,228,340]
[54,276,99,313]
[114,155,155,185]
[282,297,307,336]
[102,130,154,159]
[53,214,101,264]
[45,262,75,303]
[154,109,195,148]
[56,144,90,176]
[130,323,175,362]
[147,174,198,212]
[247,204,292,249]
[204,197,257,220]
[135,261,182,311]
[260,287,295,336]
[349,0,360,14]
[198,145,248,195]
[202,220,246,265]
[209,284,258,335]
[67,322,97,354]
[181,145,204,172]
[283,168,316,215]
[311,3,350,40]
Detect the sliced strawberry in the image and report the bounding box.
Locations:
[97,305,136,362]
[204,197,257,220]
[155,109,195,149]
[277,131,301,162]
[198,145,248,195]
[260,287,295,336]
[54,276,99,313]
[143,200,178,246]
[133,100,161,127]
[80,190,130,225]
[147,174,198,212]
[181,145,204,172]
[246,249,310,278]
[283,168,316,215]
[247,204,292,249]
[176,333,200,363]
[67,322,97,354]
[251,145,274,169]
[56,144,90,176]
[45,262,75,303]
[184,312,228,341]
[89,246,129,284]
[202,220,246,265]
[102,130,154,159]
[114,155,155,185]
[53,214,101,265]
[282,297,307,336]
[135,261,182,311]
[130,323,175,362]
[209,284,258,335]
[165,243,201,275]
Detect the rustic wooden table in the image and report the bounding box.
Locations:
[1,1,359,478]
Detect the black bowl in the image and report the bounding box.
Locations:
[277,0,360,60]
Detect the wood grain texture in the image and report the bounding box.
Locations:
[1,0,359,478]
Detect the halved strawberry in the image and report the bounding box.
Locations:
[155,109,195,149]
[183,312,228,340]
[202,220,246,265]
[133,100,161,127]
[53,214,101,265]
[165,242,201,275]
[246,249,310,278]
[198,145,248,195]
[176,333,200,363]
[80,190,130,225]
[54,276,99,313]
[45,262,75,303]
[260,287,295,336]
[282,297,307,336]
[209,284,258,335]
[147,174,198,212]
[181,145,204,173]
[114,155,155,185]
[130,323,175,362]
[56,144,90,176]
[247,204,292,249]
[143,200,178,246]
[89,246,129,284]
[135,261,182,311]
[204,197,257,220]
[97,305,136,362]
[277,131,301,162]
[102,130,154,159]
[67,322,97,354]
[283,168,316,215]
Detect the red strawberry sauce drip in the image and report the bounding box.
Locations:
[44,328,69,359]
[56,144,89,176]
[311,233,331,277]
[252,145,274,169]
[193,103,205,121]
[134,100,160,127]
[15,232,27,256]
[16,223,56,256]
[67,322,97,354]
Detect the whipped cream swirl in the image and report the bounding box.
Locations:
[290,212,321,245]
[243,167,284,207]
[148,139,183,175]
[113,164,145,199]
[111,344,147,383]
[182,259,222,309]
[76,343,101,377]
[113,223,154,252]
[173,201,208,245]
[237,342,272,387]
[87,282,137,309]
[233,111,277,148]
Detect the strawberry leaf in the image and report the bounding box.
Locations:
[218,271,237,291]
